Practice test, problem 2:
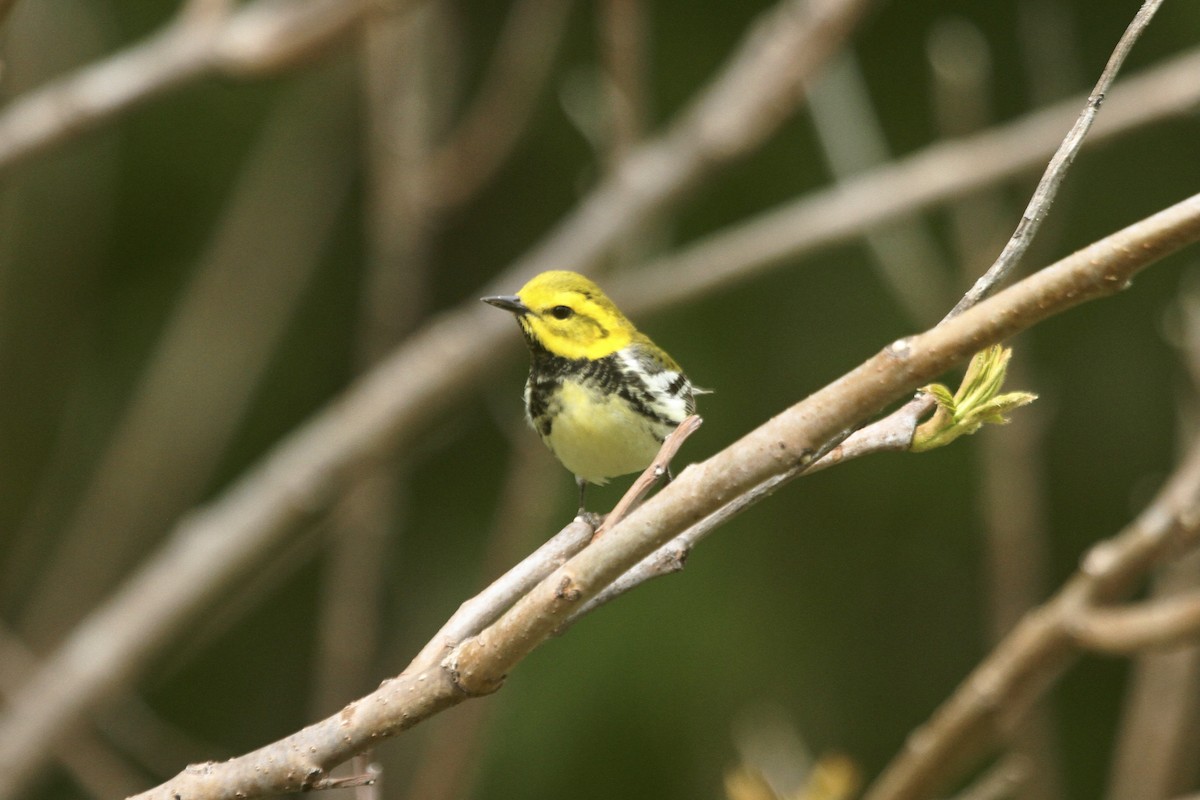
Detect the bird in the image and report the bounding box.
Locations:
[483,270,706,514]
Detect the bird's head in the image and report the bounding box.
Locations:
[483,271,635,361]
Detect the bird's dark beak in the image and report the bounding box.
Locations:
[482,294,531,315]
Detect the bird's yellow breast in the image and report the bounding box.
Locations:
[538,380,665,484]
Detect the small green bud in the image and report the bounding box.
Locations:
[910,345,1037,452]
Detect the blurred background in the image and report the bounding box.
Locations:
[1,1,1199,798]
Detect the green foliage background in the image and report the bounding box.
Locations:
[2,1,1199,798]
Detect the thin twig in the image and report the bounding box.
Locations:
[945,0,1165,317]
[309,0,442,724]
[1067,590,1200,654]
[357,2,440,358]
[309,766,380,791]
[614,44,1200,320]
[597,0,649,169]
[568,188,1200,616]
[595,0,658,267]
[593,415,703,539]
[312,472,403,715]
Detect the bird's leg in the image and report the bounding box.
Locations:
[575,477,603,529]
[575,476,588,515]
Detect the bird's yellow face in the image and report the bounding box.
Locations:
[487,271,636,361]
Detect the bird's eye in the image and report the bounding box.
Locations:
[549,305,574,320]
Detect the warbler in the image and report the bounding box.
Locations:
[483,270,706,513]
